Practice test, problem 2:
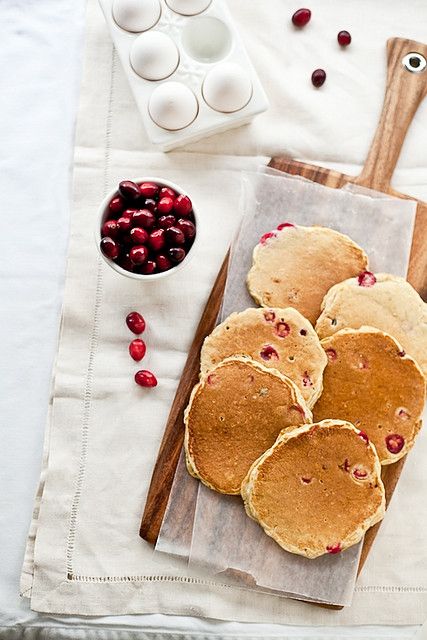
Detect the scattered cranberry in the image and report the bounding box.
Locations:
[109,196,124,215]
[358,271,376,287]
[176,218,196,239]
[277,222,295,230]
[130,227,149,244]
[119,180,140,201]
[260,345,279,361]
[358,431,369,445]
[263,310,275,323]
[312,68,326,88]
[129,338,146,362]
[158,215,176,229]
[325,348,337,361]
[337,30,351,46]
[117,215,132,232]
[160,186,176,199]
[275,322,290,338]
[130,245,148,265]
[385,433,404,454]
[165,226,185,246]
[126,311,146,334]
[132,209,155,230]
[101,219,120,239]
[168,247,186,263]
[156,254,172,271]
[173,194,192,217]
[139,260,156,275]
[100,237,119,260]
[157,196,174,214]
[143,198,157,213]
[352,466,368,480]
[302,371,313,387]
[300,329,307,336]
[148,228,166,252]
[260,231,277,245]
[139,182,159,198]
[326,542,342,555]
[398,350,406,357]
[120,254,135,272]
[291,8,311,27]
[135,370,157,387]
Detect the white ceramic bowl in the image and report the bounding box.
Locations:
[96,177,199,280]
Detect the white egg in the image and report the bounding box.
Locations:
[149,82,199,130]
[130,31,179,81]
[202,62,252,113]
[112,0,161,32]
[165,0,211,16]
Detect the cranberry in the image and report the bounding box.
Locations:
[340,458,350,472]
[260,345,279,361]
[139,182,159,198]
[129,245,148,265]
[398,350,406,357]
[160,186,176,199]
[165,226,185,246]
[312,68,326,88]
[129,338,146,362]
[157,196,174,214]
[132,209,155,230]
[100,237,119,260]
[119,253,135,272]
[325,348,337,361]
[301,476,312,484]
[260,231,277,245]
[357,271,376,287]
[263,310,275,323]
[156,254,172,272]
[108,196,124,215]
[326,543,342,555]
[277,222,295,230]
[130,227,149,244]
[126,311,145,334]
[158,215,176,229]
[275,322,290,338]
[300,329,307,336]
[118,180,140,201]
[302,371,313,387]
[143,198,157,213]
[358,431,369,445]
[173,194,192,217]
[385,433,404,454]
[117,215,132,232]
[135,370,157,388]
[176,218,196,239]
[292,8,311,27]
[352,466,368,480]
[101,219,120,239]
[139,260,156,275]
[337,30,351,46]
[148,228,166,251]
[168,247,186,263]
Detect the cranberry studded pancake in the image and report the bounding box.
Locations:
[246,224,368,325]
[241,420,385,559]
[200,307,327,408]
[313,328,426,464]
[316,272,427,377]
[184,356,312,494]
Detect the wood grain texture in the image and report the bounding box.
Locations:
[140,36,427,603]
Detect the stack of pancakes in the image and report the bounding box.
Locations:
[185,224,427,559]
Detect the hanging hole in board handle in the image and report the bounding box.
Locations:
[402,52,427,73]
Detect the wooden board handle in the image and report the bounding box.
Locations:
[355,38,427,191]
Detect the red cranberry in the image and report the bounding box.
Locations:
[126,311,145,334]
[326,542,342,554]
[100,237,119,260]
[168,247,186,263]
[130,227,149,244]
[118,180,140,201]
[143,198,157,213]
[165,226,185,246]
[302,371,313,387]
[156,254,172,271]
[101,219,120,239]
[358,431,369,445]
[337,30,351,46]
[385,433,404,454]
[325,348,337,361]
[139,182,159,198]
[176,218,196,239]
[160,186,176,199]
[117,215,132,232]
[157,196,174,214]
[260,345,279,361]
[108,196,124,215]
[119,253,135,272]
[158,215,176,229]
[312,68,326,88]
[357,271,376,287]
[173,194,192,217]
[352,466,368,480]
[275,322,290,338]
[291,8,311,27]
[129,245,148,265]
[260,231,277,245]
[135,369,158,387]
[148,228,166,251]
[132,209,155,230]
[139,260,156,275]
[277,222,295,230]
[129,338,146,362]
[300,329,307,336]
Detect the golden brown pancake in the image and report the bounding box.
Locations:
[316,272,427,377]
[312,328,426,464]
[241,420,385,559]
[247,225,368,324]
[184,356,312,494]
[200,307,327,408]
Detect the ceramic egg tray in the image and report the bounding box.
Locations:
[99,0,269,151]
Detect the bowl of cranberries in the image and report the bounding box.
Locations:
[97,178,197,279]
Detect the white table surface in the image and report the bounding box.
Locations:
[0,1,421,638]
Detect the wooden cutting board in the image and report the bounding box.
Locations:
[140,37,427,589]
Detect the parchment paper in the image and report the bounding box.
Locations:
[156,168,417,606]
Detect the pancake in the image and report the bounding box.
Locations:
[316,272,427,377]
[246,224,368,324]
[241,420,385,559]
[312,328,426,464]
[200,307,327,408]
[184,356,312,494]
